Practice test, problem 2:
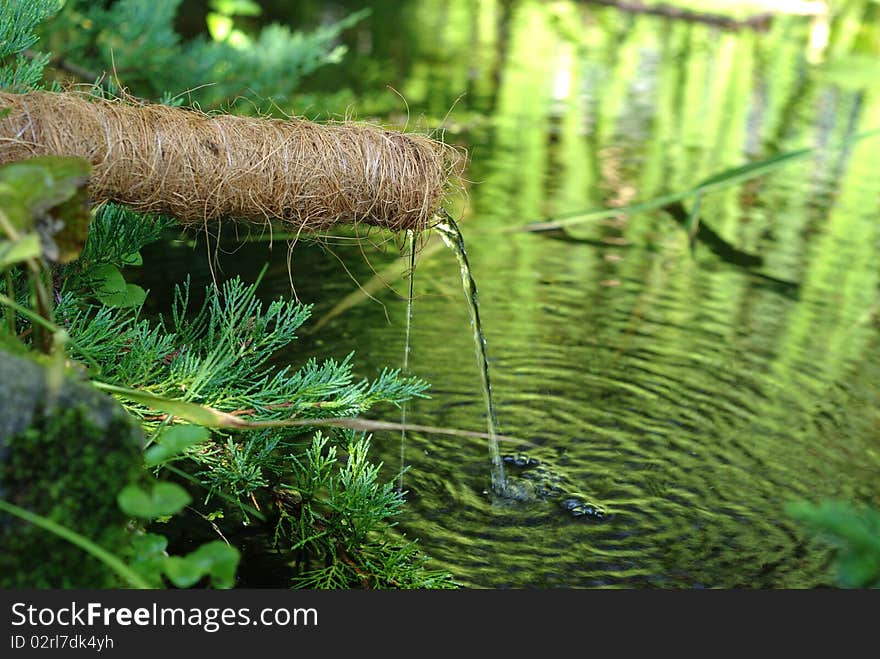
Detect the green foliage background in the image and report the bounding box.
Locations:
[0,0,456,589]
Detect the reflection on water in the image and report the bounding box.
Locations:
[142,0,880,587]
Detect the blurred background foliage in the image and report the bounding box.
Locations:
[35,0,368,111]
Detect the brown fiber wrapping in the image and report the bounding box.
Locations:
[0,90,464,232]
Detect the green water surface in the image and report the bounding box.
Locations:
[144,0,880,588]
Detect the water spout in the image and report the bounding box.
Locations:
[433,211,508,495]
[398,229,417,494]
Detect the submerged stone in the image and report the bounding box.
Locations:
[494,477,538,502]
[503,454,540,469]
[561,497,607,520]
[499,452,607,519]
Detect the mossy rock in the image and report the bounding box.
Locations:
[0,349,144,587]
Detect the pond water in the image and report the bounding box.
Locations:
[143,0,880,587]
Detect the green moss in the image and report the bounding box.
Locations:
[0,350,144,587]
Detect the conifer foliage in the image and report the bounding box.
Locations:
[0,0,57,90]
[0,0,457,589]
[36,0,369,110]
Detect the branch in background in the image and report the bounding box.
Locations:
[582,0,826,31]
[22,48,110,90]
[661,200,764,269]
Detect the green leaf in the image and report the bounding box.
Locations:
[121,251,143,266]
[132,533,168,555]
[836,550,880,589]
[0,157,92,262]
[206,12,233,41]
[91,379,516,443]
[0,234,41,270]
[163,542,240,589]
[91,263,126,295]
[185,541,240,589]
[787,500,880,588]
[684,192,702,254]
[92,262,148,307]
[514,130,880,233]
[93,381,251,427]
[128,533,169,587]
[96,282,147,308]
[90,262,146,308]
[145,425,211,467]
[162,556,204,588]
[694,148,813,191]
[41,185,91,264]
[118,482,192,519]
[0,156,92,231]
[210,0,262,16]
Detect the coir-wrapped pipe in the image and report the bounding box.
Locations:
[0,90,464,232]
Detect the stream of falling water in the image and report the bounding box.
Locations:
[398,229,417,494]
[433,213,508,495]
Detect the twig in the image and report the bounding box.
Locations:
[21,48,114,89]
[583,0,775,31]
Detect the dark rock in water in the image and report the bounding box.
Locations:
[501,453,608,520]
[496,478,538,502]
[561,497,607,520]
[0,350,144,587]
[503,454,540,469]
